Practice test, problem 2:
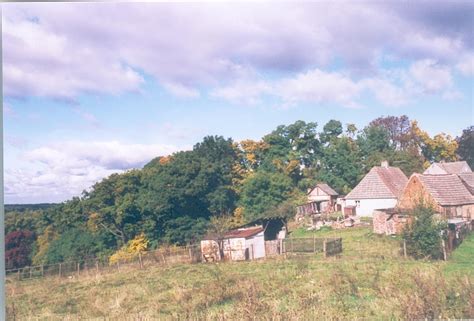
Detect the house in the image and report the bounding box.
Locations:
[423,161,472,175]
[201,226,266,262]
[296,183,338,216]
[344,161,408,217]
[398,173,474,220]
[458,172,474,195]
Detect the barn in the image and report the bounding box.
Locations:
[201,226,266,262]
[344,161,408,217]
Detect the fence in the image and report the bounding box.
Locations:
[6,244,202,281]
[282,237,342,257]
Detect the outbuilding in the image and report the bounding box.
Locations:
[201,226,266,262]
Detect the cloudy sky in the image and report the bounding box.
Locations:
[3,2,474,204]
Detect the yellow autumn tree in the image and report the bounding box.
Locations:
[32,226,57,265]
[109,233,149,265]
[410,121,458,164]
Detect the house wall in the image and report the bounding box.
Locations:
[223,238,246,261]
[200,240,220,261]
[345,198,398,217]
[373,210,410,235]
[308,187,331,202]
[245,231,266,259]
[398,176,441,211]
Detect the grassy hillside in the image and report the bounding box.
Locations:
[7,227,474,320]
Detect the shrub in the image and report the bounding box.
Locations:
[402,203,445,259]
[5,230,35,269]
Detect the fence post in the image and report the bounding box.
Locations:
[442,239,447,261]
[403,240,407,258]
[188,247,193,262]
[291,238,294,253]
[29,267,32,279]
[17,269,21,281]
[323,239,327,258]
[96,260,99,274]
[41,265,44,277]
[313,235,316,253]
[77,262,80,277]
[117,261,120,271]
[138,252,143,269]
[59,263,62,278]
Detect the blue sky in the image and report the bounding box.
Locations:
[3,2,473,203]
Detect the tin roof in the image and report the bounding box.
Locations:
[346,166,408,200]
[224,226,264,239]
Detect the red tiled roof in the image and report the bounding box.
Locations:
[316,183,338,196]
[224,226,264,239]
[346,166,408,200]
[458,173,474,195]
[425,161,472,174]
[417,174,474,206]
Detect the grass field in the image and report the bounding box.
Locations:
[6,227,474,320]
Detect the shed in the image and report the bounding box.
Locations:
[345,161,408,217]
[296,183,338,215]
[201,226,265,262]
[373,208,410,235]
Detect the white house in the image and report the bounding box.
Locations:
[424,161,472,175]
[201,226,265,261]
[344,161,408,217]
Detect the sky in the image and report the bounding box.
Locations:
[3,1,474,204]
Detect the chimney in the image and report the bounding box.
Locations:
[381,160,389,168]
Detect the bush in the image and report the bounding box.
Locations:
[402,204,445,259]
[5,230,35,269]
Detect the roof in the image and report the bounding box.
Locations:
[308,183,338,196]
[346,166,408,200]
[416,174,474,206]
[458,172,474,195]
[224,226,264,239]
[425,161,472,174]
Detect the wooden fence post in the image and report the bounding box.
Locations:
[291,238,294,253]
[77,262,80,277]
[313,235,316,253]
[59,263,62,278]
[323,239,327,258]
[403,240,407,258]
[96,260,99,274]
[29,267,32,279]
[138,252,143,269]
[41,265,44,277]
[442,239,447,261]
[17,269,21,281]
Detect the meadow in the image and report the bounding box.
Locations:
[6,227,474,320]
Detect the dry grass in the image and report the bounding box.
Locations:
[7,227,474,320]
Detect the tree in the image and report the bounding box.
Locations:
[5,230,35,269]
[457,126,474,168]
[320,119,343,144]
[402,203,445,260]
[239,172,293,221]
[410,121,458,164]
[369,115,411,150]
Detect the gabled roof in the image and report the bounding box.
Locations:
[457,173,474,195]
[346,166,408,200]
[308,183,338,196]
[424,161,472,175]
[416,174,474,206]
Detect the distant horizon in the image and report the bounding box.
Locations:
[3,2,473,203]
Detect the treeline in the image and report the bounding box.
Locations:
[5,116,473,269]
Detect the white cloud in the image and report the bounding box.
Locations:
[3,2,472,100]
[456,54,474,76]
[409,59,453,93]
[5,141,183,203]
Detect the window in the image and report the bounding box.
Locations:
[355,200,360,207]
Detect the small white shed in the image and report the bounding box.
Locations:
[201,226,265,261]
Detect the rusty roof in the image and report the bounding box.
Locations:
[416,174,474,206]
[224,226,264,239]
[316,183,338,196]
[346,166,408,200]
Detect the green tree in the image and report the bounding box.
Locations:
[402,203,445,260]
[456,126,474,168]
[239,172,293,221]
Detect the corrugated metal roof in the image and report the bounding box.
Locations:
[417,174,474,206]
[346,166,408,200]
[224,226,264,239]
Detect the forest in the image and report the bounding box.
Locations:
[5,116,474,269]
